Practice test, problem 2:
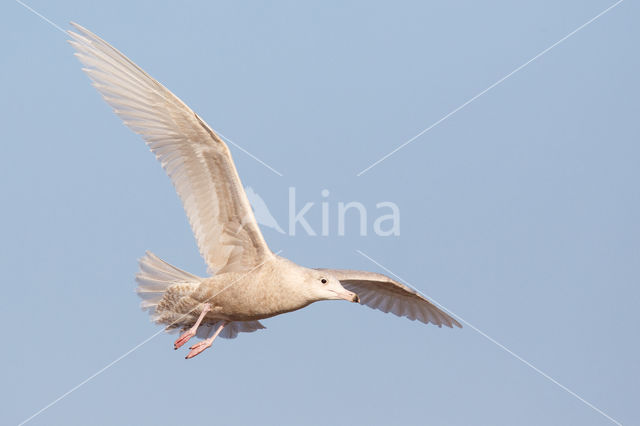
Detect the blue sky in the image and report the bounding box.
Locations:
[2,1,638,425]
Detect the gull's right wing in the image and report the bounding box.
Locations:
[68,23,273,273]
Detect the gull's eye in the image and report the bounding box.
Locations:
[320,278,327,284]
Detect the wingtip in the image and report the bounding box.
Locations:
[67,22,98,42]
[66,27,86,43]
[69,21,82,31]
[67,21,79,36]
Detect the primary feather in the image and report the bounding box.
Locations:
[68,22,272,275]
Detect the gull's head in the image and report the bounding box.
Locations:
[306,270,359,303]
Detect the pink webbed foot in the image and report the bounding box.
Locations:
[184,321,228,360]
[185,340,212,359]
[174,329,196,350]
[173,303,211,350]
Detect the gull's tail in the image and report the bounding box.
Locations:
[135,251,203,317]
[134,251,266,339]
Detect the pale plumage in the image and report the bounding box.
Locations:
[68,23,460,359]
[68,23,268,275]
[316,269,460,328]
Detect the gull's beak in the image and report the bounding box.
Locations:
[335,290,359,303]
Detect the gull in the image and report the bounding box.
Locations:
[68,23,461,359]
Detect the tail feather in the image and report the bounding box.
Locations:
[138,251,201,283]
[135,251,266,339]
[136,251,202,314]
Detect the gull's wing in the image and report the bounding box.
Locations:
[68,23,272,273]
[317,269,462,328]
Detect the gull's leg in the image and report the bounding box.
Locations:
[185,321,228,359]
[174,303,211,350]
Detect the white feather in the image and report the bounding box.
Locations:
[317,269,461,328]
[68,22,273,275]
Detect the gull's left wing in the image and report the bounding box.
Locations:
[316,269,461,328]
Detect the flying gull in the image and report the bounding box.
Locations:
[68,23,461,359]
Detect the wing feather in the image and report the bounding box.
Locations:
[68,23,272,273]
[317,269,461,328]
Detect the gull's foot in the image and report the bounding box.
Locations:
[173,302,212,350]
[183,320,228,360]
[185,340,212,359]
[174,329,196,350]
